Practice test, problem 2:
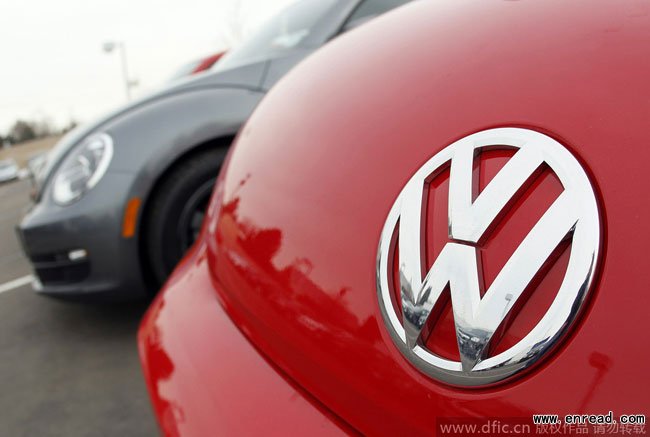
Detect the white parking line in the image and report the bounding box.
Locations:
[0,275,33,294]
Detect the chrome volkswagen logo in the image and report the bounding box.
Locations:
[377,127,600,386]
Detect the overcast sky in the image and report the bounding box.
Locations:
[0,0,296,133]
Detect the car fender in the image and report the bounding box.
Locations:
[102,85,264,207]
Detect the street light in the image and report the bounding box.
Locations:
[102,41,138,101]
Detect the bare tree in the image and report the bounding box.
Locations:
[6,117,57,145]
[8,120,37,144]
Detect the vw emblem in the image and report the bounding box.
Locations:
[377,127,601,386]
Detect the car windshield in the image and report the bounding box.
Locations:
[0,161,13,170]
[214,0,339,71]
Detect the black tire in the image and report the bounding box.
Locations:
[144,148,227,287]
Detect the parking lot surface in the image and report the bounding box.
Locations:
[0,179,157,436]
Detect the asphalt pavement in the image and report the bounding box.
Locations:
[0,179,158,436]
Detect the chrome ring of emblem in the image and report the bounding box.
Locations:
[377,127,601,387]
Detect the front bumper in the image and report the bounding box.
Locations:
[138,244,351,435]
[16,172,147,301]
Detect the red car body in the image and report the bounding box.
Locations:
[191,52,226,74]
[168,52,226,81]
[139,0,650,435]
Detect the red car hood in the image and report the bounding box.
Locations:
[203,0,649,434]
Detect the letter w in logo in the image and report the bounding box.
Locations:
[397,134,580,371]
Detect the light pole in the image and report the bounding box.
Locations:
[102,41,138,101]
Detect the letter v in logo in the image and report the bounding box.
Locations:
[377,128,600,386]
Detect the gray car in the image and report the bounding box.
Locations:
[0,159,19,183]
[17,0,409,301]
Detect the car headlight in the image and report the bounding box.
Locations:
[52,133,114,205]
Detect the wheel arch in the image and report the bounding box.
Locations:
[137,135,235,292]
